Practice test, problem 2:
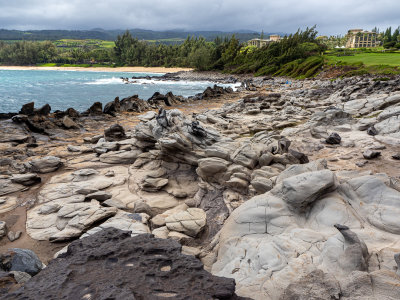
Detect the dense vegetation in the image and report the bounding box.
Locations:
[381,26,400,49]
[113,26,326,77]
[1,25,399,78]
[0,27,325,78]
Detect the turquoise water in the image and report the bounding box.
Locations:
[0,70,234,113]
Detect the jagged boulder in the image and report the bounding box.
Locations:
[87,102,103,115]
[103,97,121,116]
[36,104,51,115]
[120,95,151,112]
[19,102,34,115]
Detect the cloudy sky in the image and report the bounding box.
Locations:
[0,0,398,35]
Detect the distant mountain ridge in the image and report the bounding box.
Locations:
[0,28,286,43]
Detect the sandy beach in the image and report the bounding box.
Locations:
[0,66,192,73]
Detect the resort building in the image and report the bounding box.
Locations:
[248,35,281,48]
[346,29,378,48]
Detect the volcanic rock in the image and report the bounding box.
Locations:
[62,116,79,129]
[367,125,378,136]
[103,97,121,116]
[281,269,341,300]
[10,173,41,186]
[165,208,207,237]
[19,102,34,115]
[65,107,80,118]
[28,156,62,173]
[104,124,126,141]
[282,169,337,211]
[363,149,381,159]
[1,228,244,300]
[99,150,141,164]
[87,101,103,115]
[84,191,112,202]
[120,95,150,112]
[7,231,22,242]
[36,104,51,115]
[0,249,44,276]
[325,132,342,144]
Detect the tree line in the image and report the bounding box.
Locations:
[0,27,326,77]
[381,26,400,49]
[111,26,325,75]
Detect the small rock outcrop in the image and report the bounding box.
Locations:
[27,156,62,173]
[104,124,126,141]
[0,249,44,276]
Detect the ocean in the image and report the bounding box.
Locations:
[0,70,237,113]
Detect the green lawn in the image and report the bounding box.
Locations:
[325,52,400,66]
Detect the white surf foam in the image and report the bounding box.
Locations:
[84,76,241,91]
[85,77,124,85]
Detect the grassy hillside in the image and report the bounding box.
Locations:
[0,29,265,43]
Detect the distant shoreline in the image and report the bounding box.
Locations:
[0,66,193,73]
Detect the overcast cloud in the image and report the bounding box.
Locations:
[0,0,398,35]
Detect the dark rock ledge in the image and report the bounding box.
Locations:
[2,228,248,300]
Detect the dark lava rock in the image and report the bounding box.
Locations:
[88,102,103,115]
[11,114,28,123]
[65,107,80,118]
[147,91,184,106]
[0,249,43,276]
[24,119,47,134]
[290,149,309,164]
[103,97,121,116]
[325,132,341,145]
[392,153,400,160]
[363,149,381,159]
[120,94,151,112]
[104,124,126,141]
[156,107,169,128]
[0,113,17,120]
[19,102,35,116]
[1,228,246,300]
[36,104,51,115]
[367,125,378,136]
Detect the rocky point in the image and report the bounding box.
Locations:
[1,73,400,299]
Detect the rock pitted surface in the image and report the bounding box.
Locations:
[2,228,245,300]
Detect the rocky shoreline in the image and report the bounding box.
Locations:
[1,73,400,299]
